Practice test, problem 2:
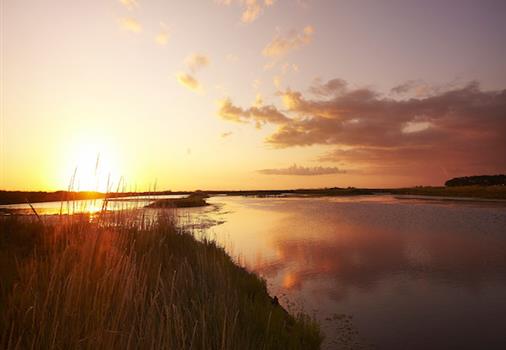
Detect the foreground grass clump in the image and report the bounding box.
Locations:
[0,214,322,349]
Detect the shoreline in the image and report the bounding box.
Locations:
[1,185,506,206]
[0,213,323,349]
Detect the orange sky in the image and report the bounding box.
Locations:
[1,0,506,191]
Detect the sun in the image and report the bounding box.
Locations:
[63,137,122,193]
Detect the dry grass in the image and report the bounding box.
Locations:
[0,212,322,349]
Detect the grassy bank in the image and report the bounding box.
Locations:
[0,214,322,349]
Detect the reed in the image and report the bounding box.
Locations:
[0,212,322,349]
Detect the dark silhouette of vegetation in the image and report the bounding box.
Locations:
[391,186,506,200]
[147,192,210,208]
[0,214,322,349]
[445,175,506,187]
[3,183,506,209]
[0,190,190,205]
[0,188,383,206]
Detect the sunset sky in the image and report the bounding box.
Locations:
[1,0,506,191]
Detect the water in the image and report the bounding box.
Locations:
[195,195,506,350]
[2,194,505,349]
[0,194,186,215]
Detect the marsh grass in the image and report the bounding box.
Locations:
[0,212,322,349]
[393,185,506,200]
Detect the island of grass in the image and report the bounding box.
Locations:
[146,192,210,208]
[0,214,322,349]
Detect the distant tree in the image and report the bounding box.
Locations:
[445,175,506,187]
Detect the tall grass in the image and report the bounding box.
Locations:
[0,212,322,349]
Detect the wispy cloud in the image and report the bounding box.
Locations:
[155,32,170,46]
[155,23,170,46]
[119,17,142,33]
[215,0,277,23]
[176,72,202,92]
[273,75,282,89]
[241,2,261,23]
[176,53,210,92]
[185,53,211,73]
[390,79,464,98]
[258,164,345,176]
[119,0,139,11]
[281,62,299,74]
[262,25,314,57]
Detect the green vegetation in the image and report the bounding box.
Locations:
[147,192,210,208]
[0,214,322,349]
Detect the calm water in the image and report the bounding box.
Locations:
[194,195,506,350]
[2,194,505,349]
[0,194,186,215]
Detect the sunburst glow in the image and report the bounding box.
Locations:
[63,136,122,192]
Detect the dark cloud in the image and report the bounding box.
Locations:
[219,79,506,181]
[258,164,345,176]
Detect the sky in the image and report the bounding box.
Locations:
[1,0,506,191]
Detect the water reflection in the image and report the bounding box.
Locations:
[202,196,506,350]
[262,207,506,296]
[3,194,505,349]
[0,195,187,215]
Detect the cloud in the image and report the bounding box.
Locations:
[219,79,506,182]
[254,93,263,106]
[119,17,142,33]
[309,78,348,97]
[218,98,290,127]
[176,73,201,92]
[258,164,345,176]
[155,23,170,46]
[119,0,138,11]
[155,32,169,46]
[176,54,210,92]
[281,62,299,74]
[252,79,262,91]
[390,79,464,98]
[216,0,277,23]
[241,1,261,23]
[185,53,210,73]
[273,75,282,89]
[262,25,315,57]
